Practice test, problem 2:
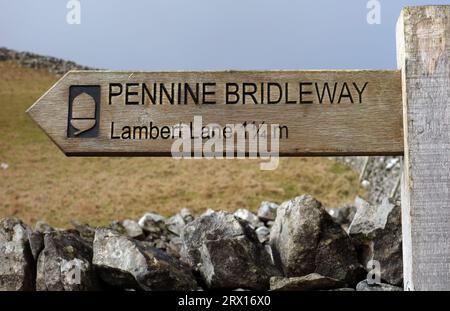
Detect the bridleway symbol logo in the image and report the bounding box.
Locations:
[67,85,100,138]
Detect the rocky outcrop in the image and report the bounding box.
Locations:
[0,218,35,291]
[270,195,363,285]
[180,211,279,290]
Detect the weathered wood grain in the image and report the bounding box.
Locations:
[27,70,403,156]
[397,5,450,290]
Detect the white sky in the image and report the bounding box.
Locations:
[1,0,449,70]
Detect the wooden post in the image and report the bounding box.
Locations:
[397,5,450,290]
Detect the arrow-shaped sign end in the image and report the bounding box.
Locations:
[25,72,75,156]
[26,71,73,121]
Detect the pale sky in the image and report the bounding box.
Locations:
[1,0,449,70]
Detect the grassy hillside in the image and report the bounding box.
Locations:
[0,60,364,227]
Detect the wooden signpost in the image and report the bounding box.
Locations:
[397,6,450,291]
[28,70,403,156]
[27,6,450,290]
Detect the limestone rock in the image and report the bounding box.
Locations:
[201,209,215,217]
[93,228,196,290]
[327,288,355,291]
[0,218,35,291]
[257,201,279,222]
[138,213,166,233]
[121,219,144,239]
[356,280,402,291]
[270,273,345,291]
[348,197,402,286]
[36,230,99,291]
[34,220,54,233]
[179,208,194,223]
[234,209,264,228]
[70,220,96,244]
[181,211,246,266]
[181,211,279,290]
[28,231,44,261]
[270,195,362,285]
[167,236,183,258]
[166,208,194,236]
[326,204,356,229]
[255,226,270,243]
